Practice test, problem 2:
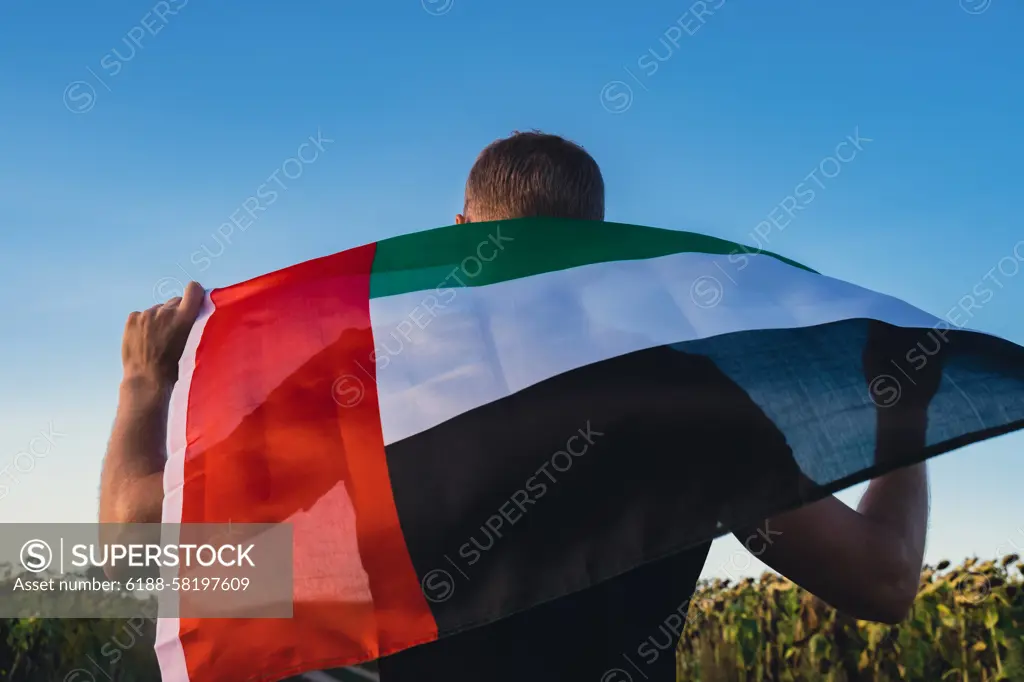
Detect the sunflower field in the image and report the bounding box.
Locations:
[0,554,1021,681]
[677,554,1024,681]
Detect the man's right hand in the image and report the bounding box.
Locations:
[122,281,206,386]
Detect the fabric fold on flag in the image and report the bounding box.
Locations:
[155,218,1024,682]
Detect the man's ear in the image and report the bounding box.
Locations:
[455,213,468,225]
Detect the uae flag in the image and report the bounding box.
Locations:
[155,218,1024,682]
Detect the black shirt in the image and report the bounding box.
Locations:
[378,543,711,681]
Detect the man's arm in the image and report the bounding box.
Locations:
[99,377,173,525]
[734,463,928,625]
[99,282,204,529]
[734,323,936,625]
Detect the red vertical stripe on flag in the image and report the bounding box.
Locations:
[175,244,436,681]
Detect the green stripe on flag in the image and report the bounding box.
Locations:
[369,217,815,299]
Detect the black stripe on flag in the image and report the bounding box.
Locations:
[385,319,1024,634]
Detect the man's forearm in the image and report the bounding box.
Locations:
[99,376,173,525]
[862,411,929,547]
[858,463,928,556]
[856,410,930,606]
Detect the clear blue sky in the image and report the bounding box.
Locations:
[1,0,1021,580]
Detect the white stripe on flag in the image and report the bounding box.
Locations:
[156,291,216,682]
[369,251,942,445]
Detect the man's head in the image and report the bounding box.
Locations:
[456,131,604,224]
